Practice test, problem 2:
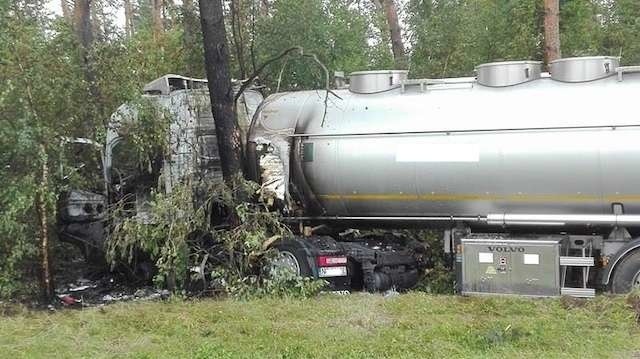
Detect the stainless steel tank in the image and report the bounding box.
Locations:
[248,58,640,222]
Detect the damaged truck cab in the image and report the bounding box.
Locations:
[58,75,263,264]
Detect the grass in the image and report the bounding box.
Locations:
[1,293,639,358]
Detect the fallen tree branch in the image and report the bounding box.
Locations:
[234,46,303,103]
[275,56,290,93]
[300,52,336,127]
[234,46,341,127]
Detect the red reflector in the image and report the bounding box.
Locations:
[317,255,348,267]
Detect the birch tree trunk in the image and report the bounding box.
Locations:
[38,145,53,302]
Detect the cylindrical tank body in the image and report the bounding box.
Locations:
[248,68,640,222]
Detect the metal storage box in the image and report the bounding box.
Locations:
[460,237,562,297]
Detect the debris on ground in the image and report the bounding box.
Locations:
[383,288,400,299]
[53,275,171,308]
[58,295,81,306]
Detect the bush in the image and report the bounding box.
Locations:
[405,230,456,294]
[107,177,325,299]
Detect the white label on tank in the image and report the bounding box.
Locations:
[395,144,479,162]
[478,252,493,263]
[523,254,539,265]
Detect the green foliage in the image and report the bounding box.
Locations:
[407,0,640,77]
[254,0,393,90]
[107,176,323,298]
[0,5,70,299]
[195,179,326,299]
[108,184,202,288]
[0,2,191,299]
[115,97,172,168]
[223,266,328,300]
[0,178,40,298]
[600,0,640,65]
[560,0,605,57]
[408,0,543,78]
[397,230,455,294]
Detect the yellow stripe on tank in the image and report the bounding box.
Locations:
[317,193,640,202]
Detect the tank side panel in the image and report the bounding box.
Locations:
[601,127,640,214]
[305,128,613,217]
[336,136,418,216]
[496,129,604,214]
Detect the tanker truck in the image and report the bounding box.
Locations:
[248,56,640,297]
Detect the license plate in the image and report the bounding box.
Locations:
[318,266,347,278]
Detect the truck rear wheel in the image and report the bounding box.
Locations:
[610,250,640,294]
[269,241,313,277]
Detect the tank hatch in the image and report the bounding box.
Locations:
[475,61,542,87]
[348,70,408,94]
[549,56,620,83]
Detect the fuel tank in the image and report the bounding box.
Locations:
[248,57,640,221]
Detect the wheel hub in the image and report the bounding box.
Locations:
[271,250,301,276]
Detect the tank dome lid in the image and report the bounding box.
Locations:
[349,70,408,94]
[549,56,620,83]
[475,60,543,87]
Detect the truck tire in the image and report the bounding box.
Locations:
[610,249,640,294]
[270,240,313,277]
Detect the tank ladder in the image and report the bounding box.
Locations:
[560,240,596,298]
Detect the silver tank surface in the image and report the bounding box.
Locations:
[248,60,640,222]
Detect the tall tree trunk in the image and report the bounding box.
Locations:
[124,0,135,37]
[151,0,164,39]
[38,145,54,303]
[61,0,71,20]
[199,0,244,180]
[543,0,561,64]
[374,0,407,70]
[74,0,93,48]
[74,0,100,136]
